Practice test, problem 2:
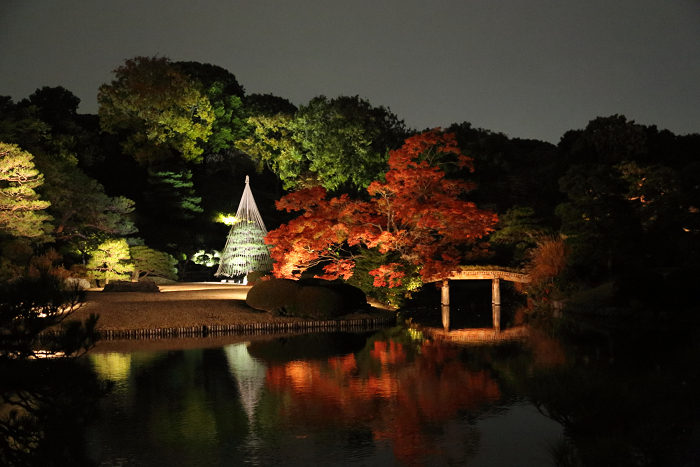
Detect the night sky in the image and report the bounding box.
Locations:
[1,0,699,143]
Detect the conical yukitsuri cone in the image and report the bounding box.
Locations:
[215,176,273,277]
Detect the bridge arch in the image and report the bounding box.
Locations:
[424,268,531,331]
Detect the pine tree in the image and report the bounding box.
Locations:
[0,142,52,238]
[87,238,133,284]
[216,177,272,278]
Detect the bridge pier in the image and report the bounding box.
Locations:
[492,278,501,332]
[441,279,450,331]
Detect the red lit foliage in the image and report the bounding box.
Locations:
[266,130,498,286]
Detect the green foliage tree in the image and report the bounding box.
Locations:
[288,95,407,190]
[21,85,79,127]
[129,245,178,281]
[39,158,137,253]
[144,166,203,220]
[0,143,52,238]
[20,86,103,168]
[446,121,560,216]
[86,238,133,284]
[554,115,700,280]
[557,163,643,277]
[175,61,248,155]
[98,56,214,164]
[555,117,656,279]
[489,206,552,263]
[242,93,297,117]
[235,113,299,181]
[1,94,137,261]
[0,96,51,155]
[236,95,407,191]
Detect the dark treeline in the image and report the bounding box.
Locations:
[1,56,699,312]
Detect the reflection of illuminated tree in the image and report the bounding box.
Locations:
[262,337,500,465]
[224,343,267,423]
[90,352,132,382]
[89,348,251,466]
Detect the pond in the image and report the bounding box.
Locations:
[83,319,700,467]
[3,320,699,467]
[84,330,564,467]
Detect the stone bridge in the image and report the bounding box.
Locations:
[425,268,531,332]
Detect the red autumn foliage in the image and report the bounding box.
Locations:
[265,129,499,286]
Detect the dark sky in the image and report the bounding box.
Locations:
[1,0,699,143]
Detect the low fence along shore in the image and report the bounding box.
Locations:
[98,317,396,340]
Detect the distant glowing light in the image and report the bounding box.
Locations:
[216,213,238,225]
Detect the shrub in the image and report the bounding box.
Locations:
[246,270,269,285]
[245,278,302,312]
[288,286,347,320]
[517,236,571,312]
[245,278,368,318]
[299,278,368,310]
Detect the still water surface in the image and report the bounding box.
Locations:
[85,329,565,466]
[83,322,700,467]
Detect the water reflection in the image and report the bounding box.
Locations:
[224,343,267,424]
[5,320,698,466]
[256,336,501,465]
[85,329,565,466]
[524,324,700,466]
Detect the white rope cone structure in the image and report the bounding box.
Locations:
[215,176,273,277]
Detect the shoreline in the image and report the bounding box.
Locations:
[66,282,396,340]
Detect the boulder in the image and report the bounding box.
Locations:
[65,277,91,290]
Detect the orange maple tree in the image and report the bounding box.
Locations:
[265,129,498,287]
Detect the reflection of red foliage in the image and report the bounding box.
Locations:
[370,341,406,365]
[265,339,501,465]
[265,130,498,284]
[528,329,567,368]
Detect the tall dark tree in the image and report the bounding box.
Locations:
[555,115,700,280]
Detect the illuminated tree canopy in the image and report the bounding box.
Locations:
[98,56,214,164]
[0,142,52,238]
[266,130,498,287]
[236,95,406,191]
[86,238,133,284]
